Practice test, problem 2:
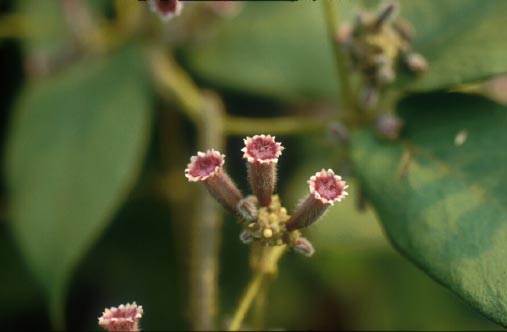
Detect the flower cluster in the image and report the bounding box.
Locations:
[337,2,428,109]
[185,135,348,257]
[98,302,143,332]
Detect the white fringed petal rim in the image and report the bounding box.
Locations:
[98,302,143,331]
[308,169,349,205]
[185,149,225,182]
[241,134,284,164]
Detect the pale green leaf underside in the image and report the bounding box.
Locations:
[185,0,507,100]
[6,45,151,311]
[351,93,507,326]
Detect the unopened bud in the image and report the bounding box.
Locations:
[377,63,396,84]
[359,84,379,110]
[392,19,415,43]
[374,2,399,29]
[237,196,258,221]
[293,237,315,257]
[239,230,253,244]
[328,121,350,145]
[335,23,353,45]
[242,135,284,207]
[376,113,404,140]
[406,52,428,73]
[286,169,348,231]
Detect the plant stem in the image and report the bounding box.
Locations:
[228,272,265,331]
[150,46,225,330]
[252,274,267,330]
[190,93,226,331]
[228,245,286,331]
[224,115,330,136]
[149,47,203,123]
[150,47,333,136]
[321,0,356,121]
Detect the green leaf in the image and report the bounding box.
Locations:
[395,0,507,92]
[5,45,151,327]
[185,1,507,100]
[350,93,507,326]
[184,1,345,101]
[16,0,112,53]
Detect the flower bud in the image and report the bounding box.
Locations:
[377,63,396,84]
[98,302,143,332]
[392,19,415,43]
[286,169,348,231]
[239,230,253,244]
[242,135,284,207]
[359,84,379,110]
[405,52,428,73]
[335,23,353,45]
[293,237,315,257]
[374,2,399,29]
[237,196,258,221]
[375,113,404,140]
[328,121,350,145]
[185,149,243,214]
[148,0,183,22]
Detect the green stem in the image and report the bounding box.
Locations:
[321,0,356,121]
[228,245,286,331]
[224,115,330,136]
[149,47,333,136]
[252,275,267,330]
[149,46,225,330]
[190,93,226,330]
[228,272,265,332]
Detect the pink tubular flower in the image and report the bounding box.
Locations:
[286,169,348,231]
[185,149,243,214]
[98,302,143,332]
[242,135,284,207]
[148,0,183,22]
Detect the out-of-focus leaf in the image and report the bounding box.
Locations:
[350,93,507,326]
[0,227,48,330]
[184,1,345,101]
[5,45,151,326]
[16,1,70,54]
[274,147,499,330]
[16,0,111,54]
[395,0,507,92]
[69,198,186,331]
[185,1,507,100]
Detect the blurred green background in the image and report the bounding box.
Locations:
[1,0,506,330]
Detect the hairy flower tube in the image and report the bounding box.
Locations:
[242,135,284,207]
[148,0,183,22]
[98,302,143,332]
[185,149,244,215]
[286,169,348,231]
[185,137,348,256]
